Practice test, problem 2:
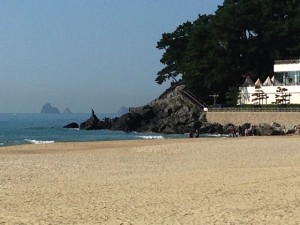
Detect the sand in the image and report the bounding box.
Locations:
[1,136,300,224]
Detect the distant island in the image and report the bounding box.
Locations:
[63,108,72,114]
[40,103,72,114]
[117,106,129,116]
[40,103,60,114]
[40,103,130,115]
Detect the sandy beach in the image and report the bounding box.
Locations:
[1,136,300,225]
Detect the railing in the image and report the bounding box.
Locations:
[179,89,208,109]
[274,59,300,64]
[208,106,300,112]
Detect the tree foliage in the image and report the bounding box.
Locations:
[156,0,300,105]
[156,21,193,84]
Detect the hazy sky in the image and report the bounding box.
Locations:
[0,0,223,113]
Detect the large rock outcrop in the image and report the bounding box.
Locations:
[80,109,101,130]
[79,110,114,130]
[111,85,207,134]
[63,122,79,129]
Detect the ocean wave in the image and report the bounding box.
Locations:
[65,128,80,131]
[24,139,55,144]
[204,134,230,138]
[136,135,164,140]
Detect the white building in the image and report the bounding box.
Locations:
[239,59,300,105]
[274,59,300,85]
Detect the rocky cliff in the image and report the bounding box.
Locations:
[111,85,207,134]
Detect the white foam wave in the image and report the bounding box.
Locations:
[137,135,164,140]
[25,139,55,144]
[204,134,230,138]
[67,128,79,131]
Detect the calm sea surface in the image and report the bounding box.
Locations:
[0,113,187,147]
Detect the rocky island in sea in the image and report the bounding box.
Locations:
[40,103,61,114]
[117,106,129,117]
[63,108,72,114]
[40,103,72,114]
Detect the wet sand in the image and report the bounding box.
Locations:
[1,136,300,224]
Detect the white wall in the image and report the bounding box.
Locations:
[239,85,300,105]
[274,63,300,72]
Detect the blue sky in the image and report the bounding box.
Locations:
[0,0,223,113]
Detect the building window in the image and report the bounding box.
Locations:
[275,71,300,85]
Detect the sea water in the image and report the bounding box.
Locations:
[0,113,187,147]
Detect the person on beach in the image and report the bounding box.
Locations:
[245,125,253,136]
[249,125,253,136]
[189,130,194,138]
[195,130,200,138]
[238,126,242,136]
[245,128,248,136]
[232,126,237,137]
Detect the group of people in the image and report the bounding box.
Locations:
[189,130,200,138]
[230,126,239,137]
[231,125,254,137]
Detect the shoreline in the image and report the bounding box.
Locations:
[1,136,300,224]
[0,138,204,155]
[0,135,298,155]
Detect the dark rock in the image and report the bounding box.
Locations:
[111,109,153,132]
[40,103,60,114]
[271,122,281,128]
[270,122,285,135]
[253,122,285,136]
[79,111,114,130]
[234,122,286,136]
[271,127,285,135]
[255,123,272,136]
[199,112,207,122]
[63,122,79,129]
[80,109,102,130]
[110,85,207,134]
[198,122,224,134]
[286,127,297,135]
[193,121,203,129]
[98,118,114,129]
[223,123,236,135]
